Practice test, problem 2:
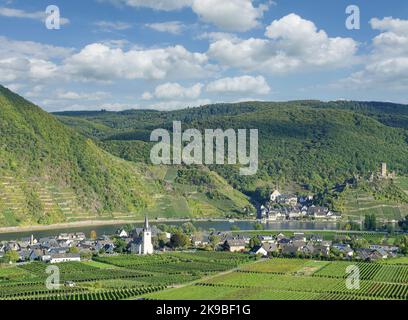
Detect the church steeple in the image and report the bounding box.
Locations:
[141,215,153,254]
[144,215,150,230]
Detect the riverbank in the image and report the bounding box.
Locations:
[0,219,344,242]
[0,218,247,234]
[0,219,182,234]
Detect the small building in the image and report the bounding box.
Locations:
[250,245,268,256]
[117,229,129,238]
[292,233,306,242]
[270,190,281,202]
[192,234,210,247]
[262,242,278,254]
[332,243,354,257]
[280,243,299,256]
[224,239,246,252]
[50,253,81,264]
[310,234,323,242]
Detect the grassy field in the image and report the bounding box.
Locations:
[1,253,407,300]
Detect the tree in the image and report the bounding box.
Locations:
[398,215,408,232]
[208,235,221,250]
[158,232,169,247]
[4,250,19,263]
[181,222,196,235]
[351,237,369,249]
[170,232,190,248]
[113,238,127,253]
[69,246,80,254]
[249,236,261,249]
[397,235,408,255]
[123,224,134,233]
[253,223,264,231]
[342,219,360,231]
[80,250,92,260]
[90,230,97,240]
[231,225,240,231]
[364,214,377,231]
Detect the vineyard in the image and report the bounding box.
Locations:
[1,254,407,300]
[144,257,408,300]
[0,252,254,300]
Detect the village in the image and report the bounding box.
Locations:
[0,215,405,266]
[259,163,397,222]
[259,189,341,221]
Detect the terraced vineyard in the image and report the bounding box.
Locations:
[0,176,98,226]
[339,186,408,221]
[144,257,408,300]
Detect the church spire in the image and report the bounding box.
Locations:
[144,215,149,230]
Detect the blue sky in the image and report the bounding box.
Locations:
[0,0,407,111]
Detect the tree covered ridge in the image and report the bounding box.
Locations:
[0,85,153,223]
[55,100,408,195]
[0,85,253,226]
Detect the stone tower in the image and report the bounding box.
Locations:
[381,162,387,178]
[142,215,153,255]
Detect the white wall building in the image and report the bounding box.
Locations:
[134,216,154,255]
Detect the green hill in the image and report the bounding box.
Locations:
[55,100,408,221]
[55,101,408,189]
[0,85,252,227]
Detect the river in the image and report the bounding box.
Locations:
[0,220,341,241]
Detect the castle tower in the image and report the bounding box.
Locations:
[381,162,387,178]
[142,215,153,255]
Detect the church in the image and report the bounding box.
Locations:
[131,216,154,255]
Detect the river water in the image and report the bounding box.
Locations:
[0,220,340,242]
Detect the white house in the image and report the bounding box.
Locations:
[117,229,129,238]
[49,253,81,264]
[250,245,268,256]
[270,190,281,202]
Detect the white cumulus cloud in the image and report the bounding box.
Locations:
[191,0,268,32]
[62,43,214,81]
[143,82,203,100]
[341,17,408,90]
[145,21,185,35]
[94,20,132,31]
[208,13,358,74]
[99,0,193,11]
[100,0,268,32]
[206,75,270,94]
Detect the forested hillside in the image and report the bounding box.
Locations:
[1,83,407,226]
[55,100,408,195]
[0,85,252,227]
